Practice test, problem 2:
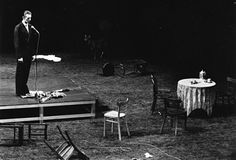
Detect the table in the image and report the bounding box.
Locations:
[177,78,216,116]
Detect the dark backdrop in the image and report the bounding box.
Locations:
[0,0,235,80]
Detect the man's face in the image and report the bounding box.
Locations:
[23,14,32,24]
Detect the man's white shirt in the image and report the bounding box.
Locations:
[22,20,29,32]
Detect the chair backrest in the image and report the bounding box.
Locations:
[226,77,236,95]
[227,77,236,84]
[44,126,89,160]
[150,73,158,94]
[163,98,183,112]
[57,125,69,142]
[116,98,129,118]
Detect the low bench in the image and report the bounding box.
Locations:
[27,123,48,140]
[0,123,24,145]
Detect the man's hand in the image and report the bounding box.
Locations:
[18,58,23,62]
[32,55,36,61]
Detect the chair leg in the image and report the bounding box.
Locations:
[170,118,174,127]
[28,124,31,140]
[111,122,114,133]
[233,98,236,104]
[160,115,167,134]
[13,127,16,142]
[184,116,187,130]
[18,126,24,145]
[117,121,121,141]
[174,117,178,136]
[103,117,106,137]
[125,118,130,137]
[151,95,157,114]
[228,96,231,105]
[44,124,48,140]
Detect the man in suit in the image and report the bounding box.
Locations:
[14,10,39,97]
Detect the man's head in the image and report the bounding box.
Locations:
[22,10,32,24]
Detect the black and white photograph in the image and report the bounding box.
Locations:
[0,0,235,159]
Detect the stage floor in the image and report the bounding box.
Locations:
[0,75,96,123]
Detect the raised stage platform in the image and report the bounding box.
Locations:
[0,75,96,123]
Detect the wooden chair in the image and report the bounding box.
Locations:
[44,126,89,160]
[215,76,236,105]
[159,98,187,136]
[103,98,130,141]
[150,73,172,114]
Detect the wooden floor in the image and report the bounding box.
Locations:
[0,76,96,123]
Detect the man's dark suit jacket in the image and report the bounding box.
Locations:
[14,22,38,60]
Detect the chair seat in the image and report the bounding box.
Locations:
[168,107,185,112]
[167,110,186,116]
[218,90,233,96]
[216,90,235,105]
[61,146,74,160]
[104,111,126,118]
[159,107,186,115]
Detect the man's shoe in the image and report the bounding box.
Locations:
[20,93,35,98]
[20,93,28,98]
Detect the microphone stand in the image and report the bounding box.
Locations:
[34,28,40,95]
[33,28,44,124]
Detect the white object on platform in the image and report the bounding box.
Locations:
[20,90,44,98]
[30,90,44,96]
[33,55,61,62]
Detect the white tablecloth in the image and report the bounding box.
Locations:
[177,78,216,116]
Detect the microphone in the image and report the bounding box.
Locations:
[31,25,39,34]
